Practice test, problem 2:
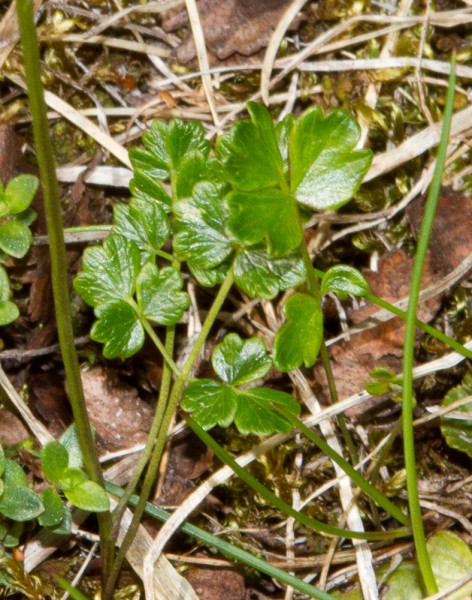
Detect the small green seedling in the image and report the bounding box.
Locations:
[0,174,38,326]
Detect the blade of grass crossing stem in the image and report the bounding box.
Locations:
[402,55,456,596]
[277,408,410,526]
[105,481,333,600]
[16,0,114,584]
[185,415,411,541]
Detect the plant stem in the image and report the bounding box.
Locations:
[402,55,456,596]
[141,318,181,377]
[104,267,234,595]
[186,415,411,541]
[16,0,114,590]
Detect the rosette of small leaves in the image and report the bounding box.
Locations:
[74,235,189,358]
[0,174,38,326]
[182,333,300,435]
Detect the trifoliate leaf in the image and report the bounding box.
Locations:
[40,442,69,485]
[91,300,144,358]
[188,261,230,288]
[320,265,370,299]
[174,181,233,268]
[212,333,272,386]
[129,171,172,212]
[226,188,301,256]
[64,480,110,512]
[217,102,284,191]
[233,388,299,435]
[74,235,141,307]
[136,263,189,326]
[0,220,33,258]
[174,151,215,199]
[234,246,305,300]
[440,371,472,458]
[130,118,210,181]
[181,380,238,430]
[274,293,323,371]
[3,174,39,215]
[112,198,171,262]
[289,107,372,210]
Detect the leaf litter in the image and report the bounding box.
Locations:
[1,0,472,598]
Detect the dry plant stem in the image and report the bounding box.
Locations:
[402,56,456,596]
[16,0,114,589]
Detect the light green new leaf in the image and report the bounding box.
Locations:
[274,293,323,372]
[60,425,84,469]
[320,265,370,299]
[129,171,172,212]
[217,102,284,191]
[0,220,33,258]
[38,487,65,528]
[440,371,472,458]
[212,333,272,386]
[174,181,233,269]
[0,485,44,522]
[136,263,189,325]
[91,300,144,358]
[74,235,141,307]
[227,188,301,256]
[64,480,110,512]
[113,198,171,261]
[41,441,69,485]
[181,380,238,430]
[290,107,372,210]
[234,388,299,435]
[2,174,39,215]
[234,246,306,300]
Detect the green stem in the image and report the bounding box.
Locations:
[278,408,410,526]
[141,318,181,377]
[105,481,333,600]
[103,327,175,597]
[16,0,114,589]
[186,415,411,541]
[103,268,234,597]
[402,55,456,596]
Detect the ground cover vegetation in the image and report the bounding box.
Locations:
[0,0,472,598]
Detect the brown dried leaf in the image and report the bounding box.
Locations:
[185,565,246,600]
[0,409,30,446]
[81,366,152,451]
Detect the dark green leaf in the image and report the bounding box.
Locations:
[234,246,306,300]
[274,293,323,371]
[289,108,372,210]
[74,235,141,307]
[440,371,472,458]
[234,388,300,435]
[112,198,171,261]
[64,480,110,512]
[320,265,370,299]
[174,151,214,199]
[136,263,189,325]
[129,170,172,212]
[226,188,301,256]
[41,442,69,484]
[174,181,233,268]
[91,300,144,358]
[0,485,43,521]
[181,380,237,431]
[188,261,230,288]
[38,487,65,527]
[217,102,284,191]
[212,333,272,386]
[1,174,38,215]
[2,459,27,488]
[0,220,33,258]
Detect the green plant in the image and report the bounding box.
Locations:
[0,174,38,325]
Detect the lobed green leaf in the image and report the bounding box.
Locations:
[212,333,272,386]
[181,380,238,431]
[136,263,189,326]
[233,388,300,435]
[91,299,144,358]
[274,293,323,372]
[440,371,472,458]
[320,264,370,299]
[129,170,172,212]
